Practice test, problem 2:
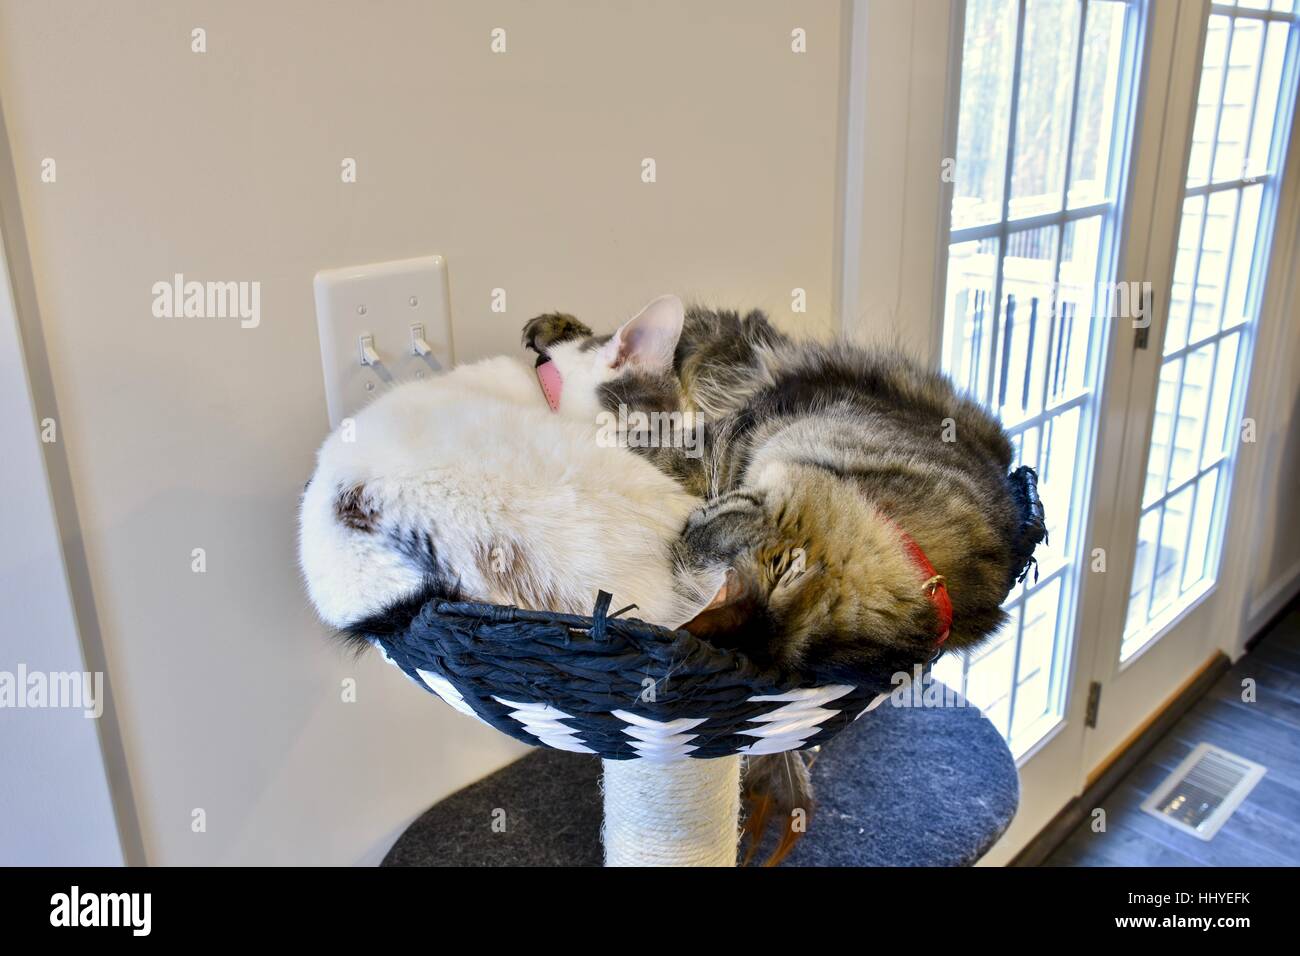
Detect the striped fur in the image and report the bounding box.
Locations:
[666,306,1048,678]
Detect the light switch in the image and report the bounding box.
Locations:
[312,255,454,427]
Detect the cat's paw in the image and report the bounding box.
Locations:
[522,312,593,353]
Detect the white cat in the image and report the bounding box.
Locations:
[298,294,724,638]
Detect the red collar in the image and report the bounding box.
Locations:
[896,527,952,646]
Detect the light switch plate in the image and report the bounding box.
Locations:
[313,255,454,427]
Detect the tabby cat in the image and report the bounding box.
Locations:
[531,303,1047,676]
[530,301,1048,863]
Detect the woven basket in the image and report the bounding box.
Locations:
[366,590,906,762]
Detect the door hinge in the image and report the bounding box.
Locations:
[1133,284,1153,350]
[1085,681,1103,728]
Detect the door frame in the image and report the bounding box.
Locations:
[838,0,1300,863]
[0,198,127,865]
[0,96,140,864]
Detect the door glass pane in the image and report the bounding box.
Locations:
[1222,185,1263,327]
[951,0,1020,230]
[1188,189,1239,341]
[957,607,1021,738]
[1247,23,1291,176]
[943,238,1002,394]
[997,225,1060,424]
[1121,2,1300,660]
[1164,195,1205,355]
[1069,1,1131,207]
[1182,468,1222,591]
[1168,343,1216,490]
[1125,508,1162,634]
[1041,407,1083,558]
[1187,16,1232,188]
[941,0,1144,756]
[1057,216,1103,391]
[1143,357,1183,506]
[1202,331,1243,465]
[1213,16,1265,183]
[1150,483,1196,619]
[1014,577,1064,740]
[1009,0,1082,217]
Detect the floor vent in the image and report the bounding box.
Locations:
[1141,743,1266,841]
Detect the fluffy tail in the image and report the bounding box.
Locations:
[1005,465,1048,591]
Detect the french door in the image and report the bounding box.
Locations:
[1085,0,1300,771]
[922,0,1300,861]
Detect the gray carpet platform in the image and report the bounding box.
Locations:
[382,679,1019,866]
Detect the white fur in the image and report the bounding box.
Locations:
[299,296,721,631]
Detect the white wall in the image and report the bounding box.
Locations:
[0,0,845,864]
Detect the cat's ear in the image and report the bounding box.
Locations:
[683,568,754,639]
[335,483,379,532]
[701,567,740,610]
[601,294,684,372]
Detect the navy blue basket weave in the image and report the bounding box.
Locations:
[366,591,902,761]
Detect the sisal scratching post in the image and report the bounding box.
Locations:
[601,755,742,867]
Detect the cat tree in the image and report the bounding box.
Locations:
[367,591,895,866]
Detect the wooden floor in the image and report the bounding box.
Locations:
[1045,601,1300,867]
